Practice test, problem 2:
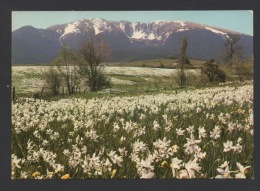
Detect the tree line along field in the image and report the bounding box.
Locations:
[12,64,200,98]
[11,57,254,179]
[11,57,253,99]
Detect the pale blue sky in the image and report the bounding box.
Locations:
[12,11,253,35]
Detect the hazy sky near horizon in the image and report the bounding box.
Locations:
[12,11,253,35]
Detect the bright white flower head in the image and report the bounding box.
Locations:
[223,140,233,152]
[153,120,161,131]
[140,168,155,179]
[186,125,195,134]
[112,154,123,167]
[216,162,236,179]
[210,125,221,139]
[220,161,229,168]
[198,126,207,139]
[12,154,21,169]
[184,158,201,178]
[133,139,147,154]
[176,128,185,136]
[171,157,182,178]
[235,162,251,179]
[52,163,64,174]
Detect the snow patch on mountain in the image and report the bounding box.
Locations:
[178,28,189,32]
[205,26,226,35]
[93,25,102,34]
[175,21,186,27]
[147,33,156,40]
[56,29,62,34]
[64,22,81,35]
[152,20,165,24]
[132,30,146,39]
[59,21,81,44]
[91,18,113,34]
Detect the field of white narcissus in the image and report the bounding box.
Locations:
[12,83,253,179]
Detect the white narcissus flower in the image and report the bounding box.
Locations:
[46,169,54,179]
[140,168,155,179]
[102,158,112,173]
[198,126,207,139]
[171,158,182,178]
[132,139,147,154]
[82,156,90,173]
[52,163,64,174]
[171,145,179,153]
[20,171,29,179]
[139,159,155,179]
[215,162,237,179]
[89,153,101,169]
[184,134,201,148]
[184,158,201,178]
[233,143,242,153]
[11,154,21,169]
[237,137,243,144]
[223,140,233,152]
[220,161,229,168]
[153,120,161,131]
[176,128,185,136]
[111,154,123,167]
[184,134,201,154]
[210,126,221,140]
[215,166,233,179]
[186,125,195,134]
[235,162,251,179]
[177,169,189,179]
[118,147,128,156]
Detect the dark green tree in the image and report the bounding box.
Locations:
[178,37,189,88]
[203,59,226,83]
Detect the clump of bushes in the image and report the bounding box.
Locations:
[203,59,226,83]
[235,64,253,82]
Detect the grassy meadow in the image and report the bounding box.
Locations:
[11,59,254,179]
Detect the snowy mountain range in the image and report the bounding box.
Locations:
[12,18,253,64]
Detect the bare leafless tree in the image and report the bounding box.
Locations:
[79,34,111,91]
[44,66,61,95]
[53,46,82,94]
[221,33,243,65]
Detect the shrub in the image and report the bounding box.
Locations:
[86,67,111,91]
[203,59,226,83]
[44,67,61,95]
[235,63,253,82]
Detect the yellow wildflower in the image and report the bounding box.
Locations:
[161,160,168,168]
[32,171,41,177]
[237,108,244,114]
[111,169,117,179]
[61,174,71,179]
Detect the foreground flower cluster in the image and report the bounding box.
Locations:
[12,83,253,179]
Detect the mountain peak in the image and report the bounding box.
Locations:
[12,18,253,64]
